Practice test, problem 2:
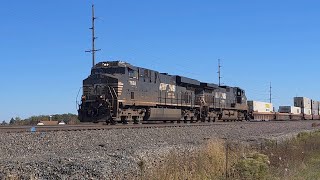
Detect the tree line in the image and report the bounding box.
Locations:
[1,114,79,126]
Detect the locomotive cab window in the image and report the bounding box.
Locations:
[128,68,138,79]
[237,89,242,96]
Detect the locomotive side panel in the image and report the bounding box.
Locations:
[119,66,159,107]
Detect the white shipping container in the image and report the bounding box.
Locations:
[248,101,273,113]
[278,106,301,114]
[311,100,319,110]
[302,108,312,115]
[312,109,319,115]
[294,97,312,109]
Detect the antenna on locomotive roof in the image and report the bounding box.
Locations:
[85,4,101,68]
[218,59,222,86]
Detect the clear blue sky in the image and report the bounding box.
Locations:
[1,0,320,121]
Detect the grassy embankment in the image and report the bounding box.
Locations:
[140,130,320,180]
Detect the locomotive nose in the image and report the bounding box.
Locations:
[78,98,112,122]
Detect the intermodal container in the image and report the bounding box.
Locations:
[294,97,311,109]
[247,101,273,113]
[278,106,301,114]
[311,100,319,111]
[312,109,319,115]
[302,108,312,115]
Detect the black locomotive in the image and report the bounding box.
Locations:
[78,61,248,124]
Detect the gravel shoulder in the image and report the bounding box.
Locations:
[0,120,319,179]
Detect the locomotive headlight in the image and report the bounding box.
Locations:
[103,63,109,67]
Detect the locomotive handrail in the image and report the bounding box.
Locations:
[76,87,83,110]
[107,86,115,100]
[111,85,118,99]
[107,85,119,116]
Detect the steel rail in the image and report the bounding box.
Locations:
[0,120,301,133]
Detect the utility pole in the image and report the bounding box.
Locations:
[269,82,272,103]
[218,59,222,86]
[225,142,229,180]
[86,4,101,68]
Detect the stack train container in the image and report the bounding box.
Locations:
[294,97,312,120]
[248,101,274,121]
[294,97,311,108]
[311,100,320,119]
[247,101,273,113]
[278,106,302,120]
[278,106,301,114]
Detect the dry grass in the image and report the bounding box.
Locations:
[142,130,320,180]
[142,139,227,180]
[142,139,270,180]
[261,130,320,179]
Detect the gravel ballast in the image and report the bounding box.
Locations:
[0,120,319,179]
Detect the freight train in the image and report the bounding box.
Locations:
[78,61,248,124]
[248,98,320,121]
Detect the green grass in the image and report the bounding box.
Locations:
[235,153,270,180]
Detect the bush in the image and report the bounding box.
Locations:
[235,153,270,180]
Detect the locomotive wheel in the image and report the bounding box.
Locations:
[133,117,139,124]
[105,116,112,125]
[121,117,128,124]
[106,116,116,125]
[110,119,116,125]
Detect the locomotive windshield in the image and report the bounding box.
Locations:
[91,67,125,75]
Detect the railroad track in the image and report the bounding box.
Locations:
[0,120,300,133]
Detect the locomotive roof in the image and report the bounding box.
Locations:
[93,61,134,68]
[93,61,242,91]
